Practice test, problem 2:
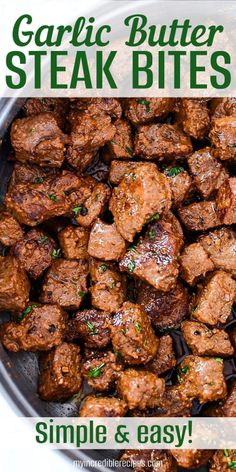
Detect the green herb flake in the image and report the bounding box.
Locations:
[165,166,184,177]
[72,206,82,216]
[228,462,236,470]
[100,264,108,272]
[47,193,57,202]
[147,212,160,223]
[224,449,229,457]
[86,321,98,336]
[127,260,136,273]
[30,127,36,133]
[122,329,127,336]
[33,177,44,184]
[78,291,85,298]
[18,304,38,322]
[177,365,189,383]
[138,99,150,113]
[110,282,116,289]
[88,362,106,379]
[230,144,236,148]
[149,229,155,241]
[39,235,49,244]
[52,248,61,259]
[215,357,224,364]
[110,139,116,145]
[134,322,142,333]
[125,145,133,156]
[114,350,123,362]
[190,306,197,318]
[128,244,137,253]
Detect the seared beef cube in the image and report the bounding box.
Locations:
[175,98,210,139]
[171,450,213,470]
[8,162,59,190]
[199,228,236,277]
[111,302,158,365]
[22,98,68,129]
[38,342,82,401]
[103,119,133,161]
[11,113,66,167]
[120,450,177,472]
[0,210,24,246]
[12,229,56,279]
[82,350,123,392]
[188,147,229,199]
[72,98,122,119]
[178,355,227,403]
[88,219,126,261]
[134,124,193,161]
[6,171,90,226]
[109,161,158,186]
[164,166,192,208]
[117,369,165,410]
[110,164,171,242]
[221,383,236,417]
[67,147,97,172]
[179,242,215,285]
[124,98,175,126]
[75,182,111,228]
[209,450,236,472]
[181,321,233,357]
[66,309,111,349]
[178,200,221,231]
[120,219,181,292]
[0,256,30,312]
[58,226,89,260]
[0,304,66,352]
[157,386,192,417]
[41,259,88,310]
[193,271,236,325]
[146,335,176,375]
[210,116,236,161]
[90,258,125,314]
[138,281,189,330]
[211,97,236,118]
[79,395,127,417]
[216,177,236,224]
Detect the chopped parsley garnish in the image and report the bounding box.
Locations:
[110,139,116,145]
[47,194,57,202]
[100,264,108,272]
[149,229,155,241]
[231,144,236,148]
[134,322,142,333]
[18,304,38,322]
[33,177,44,184]
[86,321,98,336]
[165,166,184,177]
[127,260,136,273]
[228,462,236,470]
[114,350,123,362]
[177,365,189,383]
[39,235,49,244]
[190,306,197,317]
[147,212,160,223]
[215,357,223,364]
[125,145,133,156]
[128,244,137,253]
[30,127,36,133]
[88,362,106,378]
[122,329,127,336]
[52,248,61,259]
[110,282,116,289]
[78,291,85,298]
[72,206,82,216]
[224,449,229,457]
[138,99,150,113]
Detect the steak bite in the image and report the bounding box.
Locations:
[179,242,215,286]
[124,98,175,126]
[0,304,67,352]
[145,335,176,375]
[134,123,193,161]
[72,97,122,119]
[88,219,126,261]
[209,450,236,472]
[171,450,213,470]
[38,342,82,401]
[40,259,88,310]
[178,200,221,231]
[0,256,30,312]
[210,116,236,161]
[74,182,111,228]
[120,219,181,292]
[89,258,126,314]
[188,147,229,199]
[117,369,165,410]
[8,162,59,190]
[192,270,236,325]
[22,98,68,129]
[12,229,56,279]
[66,309,111,349]
[109,164,171,242]
[58,226,89,260]
[0,210,24,246]
[82,350,123,392]
[216,177,236,224]
[156,386,192,417]
[109,160,158,186]
[181,321,234,357]
[111,302,159,365]
[103,119,133,161]
[175,98,210,140]
[164,166,192,208]
[121,450,177,472]
[221,383,236,417]
[138,281,189,331]
[178,355,227,403]
[199,227,236,277]
[11,113,66,168]
[80,396,128,417]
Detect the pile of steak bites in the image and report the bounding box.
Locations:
[0,97,236,471]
